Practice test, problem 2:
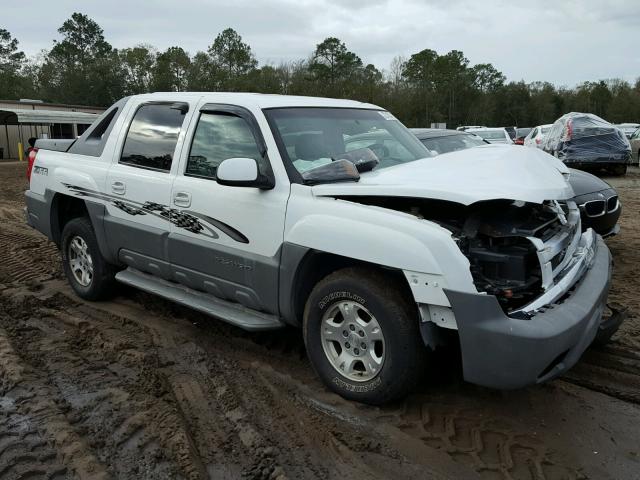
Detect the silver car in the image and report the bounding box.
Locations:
[617,123,640,139]
[466,127,513,144]
[630,127,640,165]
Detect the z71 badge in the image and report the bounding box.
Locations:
[33,166,48,176]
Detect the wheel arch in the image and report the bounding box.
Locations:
[50,192,118,264]
[50,192,89,246]
[279,244,414,327]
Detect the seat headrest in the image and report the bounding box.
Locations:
[295,133,330,160]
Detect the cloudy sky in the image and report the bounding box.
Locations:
[4,0,639,86]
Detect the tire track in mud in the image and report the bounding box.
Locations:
[23,284,485,480]
[253,363,586,480]
[561,344,640,405]
[67,286,632,480]
[1,285,413,480]
[0,323,104,480]
[249,365,463,480]
[0,221,61,284]
[0,203,24,223]
[0,291,216,479]
[0,406,72,480]
[142,329,267,479]
[91,294,419,479]
[372,400,584,480]
[0,280,607,480]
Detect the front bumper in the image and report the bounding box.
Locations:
[444,234,612,390]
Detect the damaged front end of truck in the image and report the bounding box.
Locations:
[328,191,619,389]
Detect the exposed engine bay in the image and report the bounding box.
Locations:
[338,196,580,312]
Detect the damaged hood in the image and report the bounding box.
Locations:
[312,145,573,205]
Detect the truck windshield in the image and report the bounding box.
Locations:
[264,108,432,181]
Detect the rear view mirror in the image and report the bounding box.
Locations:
[216,157,274,189]
[335,147,379,173]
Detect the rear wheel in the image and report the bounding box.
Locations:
[61,217,117,300]
[303,267,426,404]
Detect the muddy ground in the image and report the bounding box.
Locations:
[0,160,639,480]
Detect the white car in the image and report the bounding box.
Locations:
[25,92,618,404]
[616,123,640,139]
[466,127,513,144]
[524,124,553,149]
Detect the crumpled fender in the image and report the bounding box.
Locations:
[284,185,478,306]
[287,213,444,274]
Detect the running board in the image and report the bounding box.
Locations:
[115,268,285,331]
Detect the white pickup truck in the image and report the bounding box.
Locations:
[25,93,621,404]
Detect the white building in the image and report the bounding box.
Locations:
[0,99,104,160]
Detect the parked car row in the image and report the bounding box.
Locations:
[456,113,635,174]
[410,128,621,238]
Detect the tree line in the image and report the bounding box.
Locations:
[1,12,639,128]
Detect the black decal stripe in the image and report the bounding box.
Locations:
[184,211,250,244]
[62,183,246,243]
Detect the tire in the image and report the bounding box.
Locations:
[61,216,117,300]
[303,267,426,405]
[609,164,627,176]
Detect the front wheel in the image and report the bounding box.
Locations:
[61,217,117,300]
[303,267,426,404]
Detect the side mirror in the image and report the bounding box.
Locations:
[216,157,274,189]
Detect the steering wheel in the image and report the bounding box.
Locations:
[368,143,389,159]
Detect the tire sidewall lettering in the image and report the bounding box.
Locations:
[332,375,382,393]
[318,291,365,310]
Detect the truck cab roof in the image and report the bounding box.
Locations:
[132,92,380,110]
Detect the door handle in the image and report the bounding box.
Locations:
[111,181,126,195]
[173,191,191,208]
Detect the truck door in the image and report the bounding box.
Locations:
[168,104,289,314]
[105,100,194,277]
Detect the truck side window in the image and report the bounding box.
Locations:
[186,112,263,180]
[120,104,186,172]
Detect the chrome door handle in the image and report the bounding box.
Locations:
[111,181,126,195]
[173,192,191,208]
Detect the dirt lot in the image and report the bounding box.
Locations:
[1,161,639,480]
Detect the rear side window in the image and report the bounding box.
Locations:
[68,96,130,157]
[185,112,264,179]
[120,104,187,172]
[88,108,118,140]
